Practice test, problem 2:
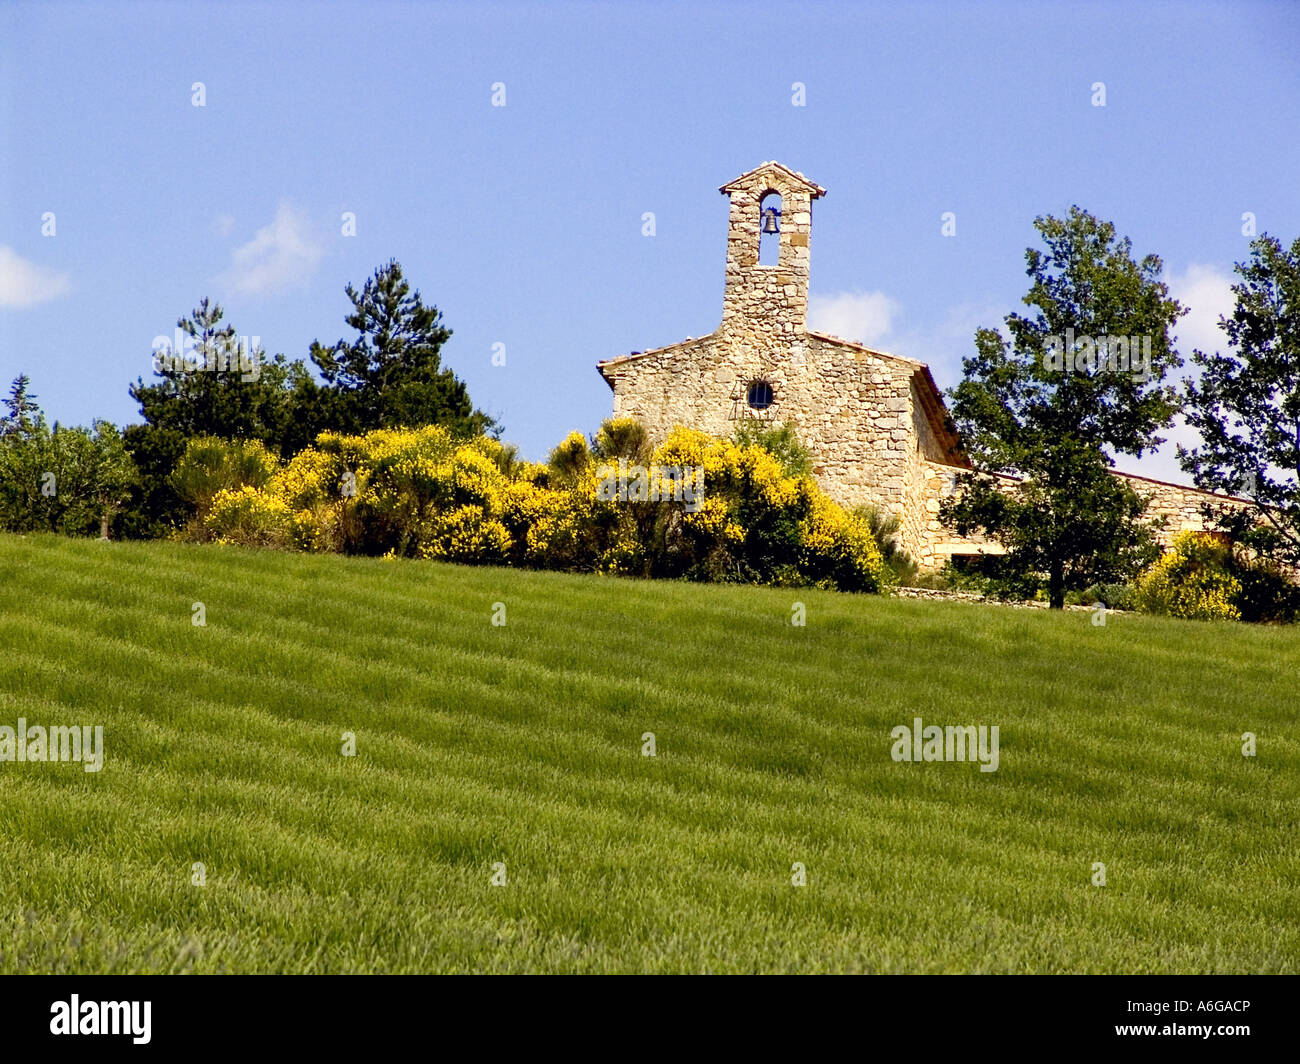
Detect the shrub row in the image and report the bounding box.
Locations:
[1128,530,1300,623]
[171,420,892,594]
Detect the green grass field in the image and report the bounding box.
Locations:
[1,532,1297,973]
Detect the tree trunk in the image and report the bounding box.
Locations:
[99,513,110,540]
[1049,559,1065,610]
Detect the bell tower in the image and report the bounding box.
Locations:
[718,162,826,339]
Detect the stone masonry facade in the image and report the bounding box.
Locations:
[597,162,1244,571]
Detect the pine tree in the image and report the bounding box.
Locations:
[309,260,495,436]
[1,374,44,438]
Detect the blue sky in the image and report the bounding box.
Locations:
[2,0,1298,482]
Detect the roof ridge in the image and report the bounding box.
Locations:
[718,161,826,197]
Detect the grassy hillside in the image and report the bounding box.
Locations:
[1,532,1297,973]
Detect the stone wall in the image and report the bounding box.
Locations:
[908,461,1008,569]
[906,463,1248,569]
[602,333,929,528]
[1113,472,1246,545]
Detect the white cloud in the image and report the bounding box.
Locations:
[1131,262,1238,483]
[0,246,71,308]
[1167,262,1235,359]
[807,289,899,346]
[219,203,324,297]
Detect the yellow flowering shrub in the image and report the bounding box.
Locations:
[172,436,282,538]
[445,447,508,508]
[503,479,586,567]
[271,447,350,551]
[646,426,889,590]
[419,505,512,564]
[548,431,591,485]
[181,421,889,593]
[204,485,293,548]
[273,446,340,510]
[1133,531,1242,621]
[797,487,891,590]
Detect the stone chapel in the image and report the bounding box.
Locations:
[597,161,1237,571]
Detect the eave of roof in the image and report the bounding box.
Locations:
[596,335,716,387]
[1108,468,1257,505]
[718,161,826,198]
[924,457,1258,506]
[803,331,926,368]
[910,364,969,468]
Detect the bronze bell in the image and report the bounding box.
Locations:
[760,207,781,234]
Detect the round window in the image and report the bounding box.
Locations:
[747,380,774,411]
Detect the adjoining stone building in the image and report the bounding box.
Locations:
[597,161,1242,571]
